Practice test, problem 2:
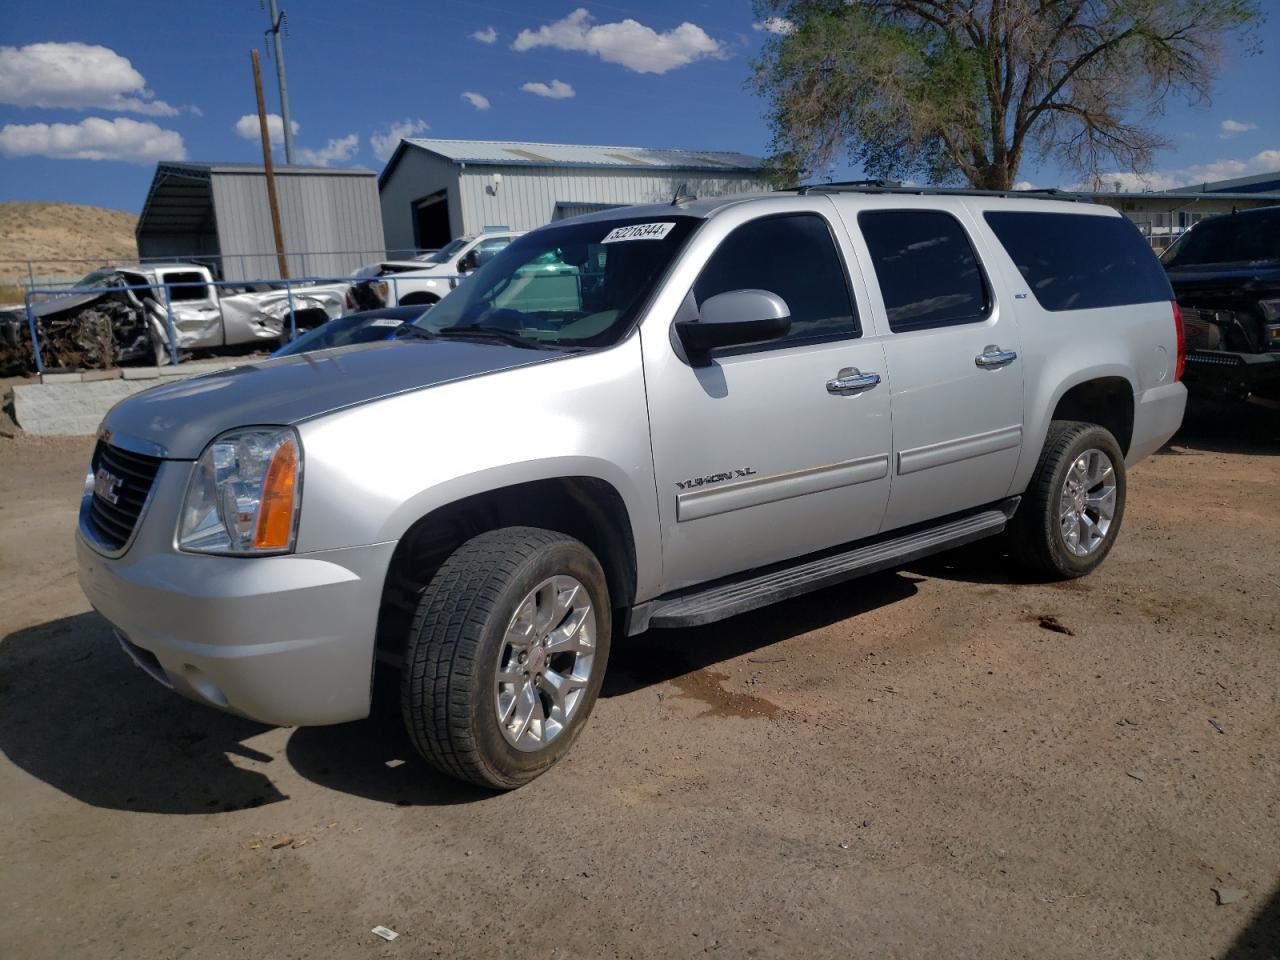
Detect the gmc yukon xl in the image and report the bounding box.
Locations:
[77,188,1186,789]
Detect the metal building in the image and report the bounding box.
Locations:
[378,139,769,251]
[135,161,385,281]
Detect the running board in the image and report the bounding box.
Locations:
[639,499,1018,631]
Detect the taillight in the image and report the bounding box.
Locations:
[1171,300,1186,382]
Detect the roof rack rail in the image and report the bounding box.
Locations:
[793,182,1083,202]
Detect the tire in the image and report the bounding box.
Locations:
[401,527,611,789]
[1007,420,1127,579]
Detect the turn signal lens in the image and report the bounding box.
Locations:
[253,438,299,550]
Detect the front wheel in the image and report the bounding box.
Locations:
[1007,421,1127,579]
[401,527,611,789]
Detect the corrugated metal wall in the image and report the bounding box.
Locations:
[456,167,770,234]
[378,150,462,253]
[211,171,385,281]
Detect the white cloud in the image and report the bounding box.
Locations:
[370,118,428,163]
[461,91,491,111]
[234,113,299,147]
[1219,119,1257,139]
[0,116,185,163]
[521,79,575,100]
[1013,180,1039,190]
[471,26,497,44]
[297,133,359,167]
[512,8,725,75]
[1079,148,1280,192]
[753,17,795,35]
[0,42,179,116]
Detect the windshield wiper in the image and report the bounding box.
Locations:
[393,325,438,341]
[432,325,560,350]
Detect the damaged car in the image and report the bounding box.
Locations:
[0,263,353,373]
[1164,206,1280,400]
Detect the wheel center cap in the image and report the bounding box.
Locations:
[527,646,547,675]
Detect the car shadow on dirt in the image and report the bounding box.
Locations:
[1223,881,1280,959]
[1162,397,1280,456]
[0,612,288,814]
[603,569,923,697]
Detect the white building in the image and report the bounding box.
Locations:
[378,139,769,253]
[1072,170,1280,250]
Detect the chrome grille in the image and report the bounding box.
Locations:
[86,441,162,552]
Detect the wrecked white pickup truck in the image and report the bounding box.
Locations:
[0,263,353,372]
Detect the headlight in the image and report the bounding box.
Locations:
[178,427,301,555]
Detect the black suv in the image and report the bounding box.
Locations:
[1164,206,1280,400]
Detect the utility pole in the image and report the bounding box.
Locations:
[251,49,290,279]
[265,0,296,165]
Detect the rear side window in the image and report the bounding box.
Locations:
[163,271,211,302]
[984,211,1172,311]
[857,210,990,332]
[694,213,859,347]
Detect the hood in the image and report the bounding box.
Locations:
[1165,260,1280,293]
[101,338,568,459]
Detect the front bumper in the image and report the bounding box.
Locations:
[77,530,396,726]
[1182,349,1280,397]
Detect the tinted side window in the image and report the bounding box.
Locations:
[694,213,858,347]
[984,211,1172,311]
[857,210,990,333]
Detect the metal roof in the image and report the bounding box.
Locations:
[1068,188,1280,203]
[152,161,376,178]
[388,138,762,176]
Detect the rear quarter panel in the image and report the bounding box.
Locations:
[961,199,1181,492]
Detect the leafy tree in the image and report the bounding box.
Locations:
[752,1,1263,189]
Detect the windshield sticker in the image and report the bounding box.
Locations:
[601,222,676,243]
[370,318,405,327]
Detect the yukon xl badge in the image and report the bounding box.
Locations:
[676,467,757,491]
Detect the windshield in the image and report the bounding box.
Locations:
[417,237,470,264]
[1162,211,1280,268]
[415,217,700,349]
[272,309,426,357]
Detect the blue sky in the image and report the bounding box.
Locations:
[1,1,1276,212]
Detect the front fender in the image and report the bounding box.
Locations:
[293,337,664,600]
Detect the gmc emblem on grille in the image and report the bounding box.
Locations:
[93,467,122,504]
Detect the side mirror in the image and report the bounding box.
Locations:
[674,289,791,365]
[458,251,478,273]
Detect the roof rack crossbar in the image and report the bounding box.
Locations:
[790,182,1084,202]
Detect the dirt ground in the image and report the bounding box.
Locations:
[1,403,1277,959]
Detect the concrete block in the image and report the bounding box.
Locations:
[121,367,161,380]
[39,372,83,384]
[81,368,123,382]
[13,380,155,436]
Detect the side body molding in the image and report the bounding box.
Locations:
[896,425,1023,476]
[677,454,891,522]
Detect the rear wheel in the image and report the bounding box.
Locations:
[401,527,610,789]
[1007,421,1126,578]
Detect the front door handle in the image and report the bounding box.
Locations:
[975,345,1018,368]
[826,367,881,395]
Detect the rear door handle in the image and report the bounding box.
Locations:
[975,345,1018,368]
[826,368,881,395]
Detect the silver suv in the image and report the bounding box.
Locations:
[77,188,1187,789]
